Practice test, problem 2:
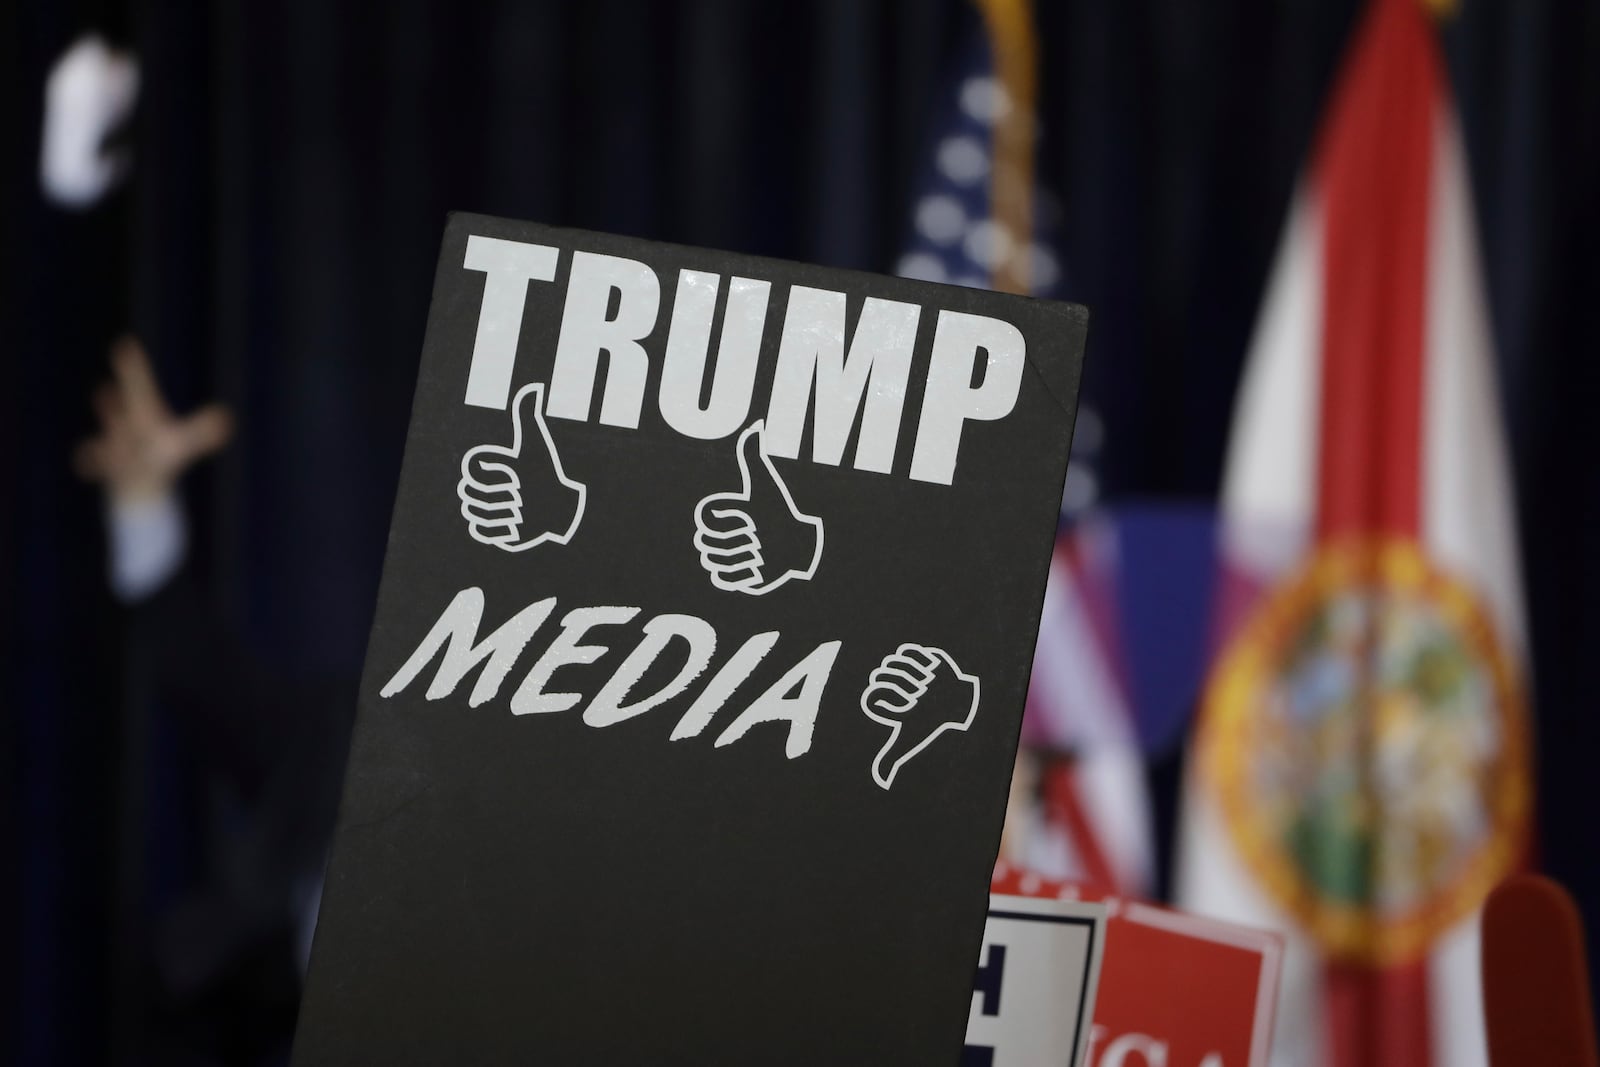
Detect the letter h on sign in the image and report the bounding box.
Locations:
[963,942,1008,1066]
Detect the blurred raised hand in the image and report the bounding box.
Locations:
[75,337,233,504]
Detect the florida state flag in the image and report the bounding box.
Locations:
[1176,1,1533,1064]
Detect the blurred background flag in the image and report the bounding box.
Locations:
[1018,517,1152,897]
[1176,0,1533,1064]
[894,0,1147,897]
[896,0,1226,901]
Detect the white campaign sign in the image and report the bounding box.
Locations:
[964,894,1108,1067]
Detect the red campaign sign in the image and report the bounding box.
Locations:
[992,866,1282,1067]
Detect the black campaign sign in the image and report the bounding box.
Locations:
[292,214,1088,1065]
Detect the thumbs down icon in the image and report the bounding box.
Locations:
[693,421,824,595]
[861,644,980,789]
[458,382,586,551]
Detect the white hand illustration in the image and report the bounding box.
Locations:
[458,382,586,551]
[860,644,980,790]
[693,421,823,595]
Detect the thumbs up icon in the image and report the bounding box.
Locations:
[861,644,981,789]
[457,382,587,551]
[692,421,824,595]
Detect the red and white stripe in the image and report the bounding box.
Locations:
[1177,0,1530,1064]
[1021,521,1155,898]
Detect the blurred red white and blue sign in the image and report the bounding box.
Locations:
[993,867,1283,1067]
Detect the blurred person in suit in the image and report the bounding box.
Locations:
[76,337,354,1065]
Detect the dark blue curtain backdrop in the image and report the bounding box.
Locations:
[5,1,1598,1062]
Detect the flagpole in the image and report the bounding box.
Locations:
[973,0,1036,296]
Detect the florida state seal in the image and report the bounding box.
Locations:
[1197,539,1529,964]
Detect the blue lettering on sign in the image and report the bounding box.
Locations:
[963,942,1007,1065]
[973,942,1006,1016]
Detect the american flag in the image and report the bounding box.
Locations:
[893,22,1103,521]
[894,9,1152,897]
